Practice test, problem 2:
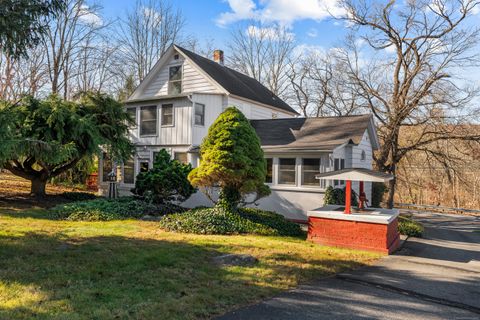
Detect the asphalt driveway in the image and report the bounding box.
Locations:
[217,211,480,320]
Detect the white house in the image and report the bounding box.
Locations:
[98,44,379,222]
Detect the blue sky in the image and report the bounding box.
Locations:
[100,0,348,50]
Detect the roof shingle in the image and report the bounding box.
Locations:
[175,45,298,115]
[250,114,373,151]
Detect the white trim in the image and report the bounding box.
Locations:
[307,205,399,224]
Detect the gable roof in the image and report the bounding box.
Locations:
[173,45,298,115]
[250,114,378,152]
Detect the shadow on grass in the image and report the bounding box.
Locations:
[0,231,371,320]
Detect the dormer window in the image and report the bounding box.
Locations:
[168,66,182,95]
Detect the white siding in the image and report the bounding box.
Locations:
[141,51,219,98]
[191,93,225,146]
[127,97,192,146]
[350,130,374,201]
[227,96,294,119]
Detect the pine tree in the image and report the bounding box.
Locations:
[0,93,134,196]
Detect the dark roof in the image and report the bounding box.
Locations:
[250,114,373,151]
[175,45,298,115]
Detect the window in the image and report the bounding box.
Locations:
[302,158,320,186]
[334,158,345,186]
[102,153,113,182]
[123,158,135,184]
[265,158,273,183]
[194,103,205,126]
[140,106,157,136]
[278,158,296,185]
[161,104,174,126]
[168,66,182,94]
[174,152,188,164]
[126,107,136,127]
[361,150,366,161]
[139,160,149,173]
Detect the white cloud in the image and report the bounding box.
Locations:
[291,44,326,59]
[79,5,102,26]
[246,25,295,40]
[307,28,318,37]
[217,0,346,27]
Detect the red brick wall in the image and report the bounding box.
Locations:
[307,217,400,254]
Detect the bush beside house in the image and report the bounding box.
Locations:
[323,186,359,207]
[188,107,270,211]
[131,149,196,204]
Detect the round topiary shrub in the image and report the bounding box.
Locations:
[188,107,270,211]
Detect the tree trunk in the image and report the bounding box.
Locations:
[386,176,396,209]
[30,178,48,197]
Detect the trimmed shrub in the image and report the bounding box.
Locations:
[398,216,424,237]
[52,197,185,221]
[159,207,304,237]
[188,107,270,210]
[324,186,358,207]
[61,191,97,201]
[371,182,387,207]
[132,149,196,204]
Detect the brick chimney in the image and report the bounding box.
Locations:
[213,49,224,65]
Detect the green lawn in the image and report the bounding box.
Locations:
[0,206,380,319]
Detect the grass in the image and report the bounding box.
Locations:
[0,173,381,319]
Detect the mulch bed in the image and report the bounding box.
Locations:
[0,171,92,209]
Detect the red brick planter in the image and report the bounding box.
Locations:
[307,205,400,254]
[308,216,400,254]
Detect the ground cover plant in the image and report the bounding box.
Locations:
[51,197,185,221]
[398,215,424,237]
[160,207,304,237]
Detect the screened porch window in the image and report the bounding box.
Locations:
[278,158,296,185]
[302,158,320,186]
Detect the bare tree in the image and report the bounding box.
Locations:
[117,0,185,84]
[227,22,295,98]
[42,0,106,98]
[336,0,480,208]
[286,49,362,117]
